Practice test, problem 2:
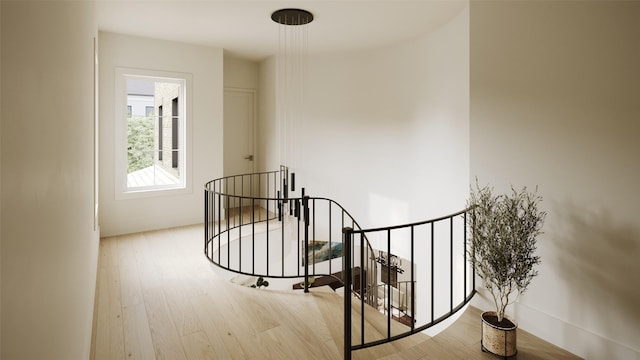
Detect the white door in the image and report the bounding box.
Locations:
[224,89,255,209]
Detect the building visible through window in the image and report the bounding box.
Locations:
[158,105,163,161]
[124,75,185,190]
[172,97,179,168]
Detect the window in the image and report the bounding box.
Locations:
[158,105,163,161]
[115,68,191,198]
[171,97,179,168]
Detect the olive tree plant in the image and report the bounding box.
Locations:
[467,182,546,323]
[127,116,154,172]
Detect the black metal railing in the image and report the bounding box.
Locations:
[204,167,377,293]
[342,208,476,360]
[205,168,475,359]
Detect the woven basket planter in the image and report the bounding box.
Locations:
[481,311,517,358]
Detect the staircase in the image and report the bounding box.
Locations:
[309,285,432,360]
[204,167,475,359]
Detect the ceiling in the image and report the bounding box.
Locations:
[96,1,468,61]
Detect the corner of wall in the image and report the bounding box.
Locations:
[470,2,640,358]
[0,1,4,355]
[98,33,224,236]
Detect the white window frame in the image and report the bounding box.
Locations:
[114,67,192,200]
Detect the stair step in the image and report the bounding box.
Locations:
[309,285,430,360]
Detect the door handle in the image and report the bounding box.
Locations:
[244,155,254,161]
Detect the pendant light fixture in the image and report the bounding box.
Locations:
[271,9,313,181]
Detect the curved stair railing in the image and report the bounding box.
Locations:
[342,209,476,359]
[204,167,475,359]
[204,166,377,295]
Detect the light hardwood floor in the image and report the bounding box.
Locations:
[90,224,582,360]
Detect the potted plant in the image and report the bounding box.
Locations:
[250,276,270,289]
[467,181,546,358]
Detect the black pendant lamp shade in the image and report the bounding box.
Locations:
[271,8,314,26]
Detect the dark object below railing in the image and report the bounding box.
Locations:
[291,267,363,291]
[204,168,377,296]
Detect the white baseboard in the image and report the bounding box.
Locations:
[515,303,639,360]
[469,288,638,360]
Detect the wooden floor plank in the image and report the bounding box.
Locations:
[143,287,188,360]
[163,283,204,337]
[120,261,144,308]
[91,224,583,360]
[94,263,126,360]
[123,303,156,360]
[181,331,217,360]
[189,293,244,360]
[93,267,111,360]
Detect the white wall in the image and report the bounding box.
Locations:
[470,2,640,359]
[257,56,277,174]
[257,5,469,327]
[0,1,3,355]
[224,55,259,89]
[223,55,259,177]
[259,5,469,235]
[99,32,223,236]
[1,2,100,359]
